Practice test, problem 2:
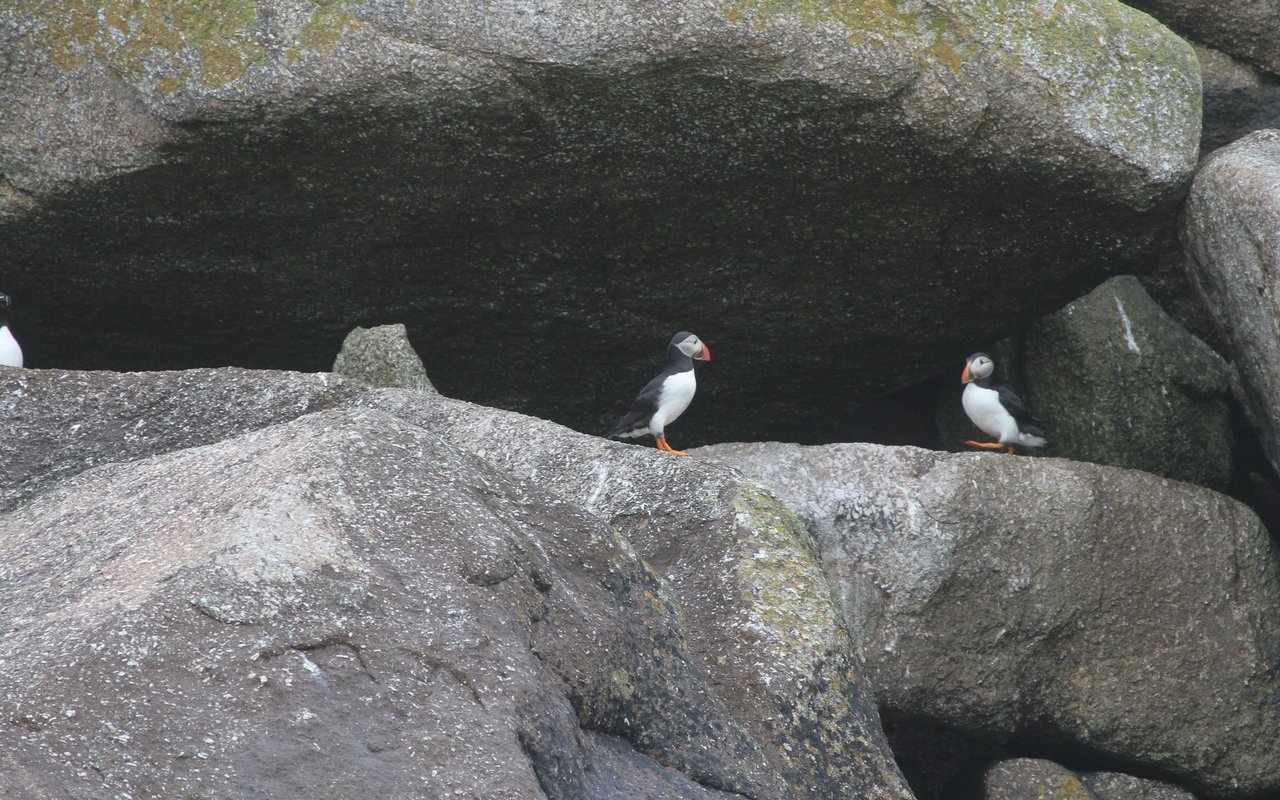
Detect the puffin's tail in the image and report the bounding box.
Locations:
[1021,424,1049,447]
[607,412,644,439]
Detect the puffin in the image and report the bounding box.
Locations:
[608,331,711,456]
[0,294,22,368]
[960,352,1046,454]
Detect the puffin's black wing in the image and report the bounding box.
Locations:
[607,373,664,437]
[996,385,1048,433]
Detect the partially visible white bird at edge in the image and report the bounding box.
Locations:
[0,293,23,368]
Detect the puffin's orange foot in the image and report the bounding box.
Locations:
[964,440,1006,450]
[1005,445,1016,455]
[656,435,690,457]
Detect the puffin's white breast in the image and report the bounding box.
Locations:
[962,382,1015,442]
[650,369,696,433]
[0,326,22,368]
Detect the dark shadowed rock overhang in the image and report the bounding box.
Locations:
[1,0,1200,444]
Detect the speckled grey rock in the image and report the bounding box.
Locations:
[1021,275,1232,489]
[1197,44,1280,155]
[985,759,1098,800]
[0,367,363,512]
[1081,771,1199,800]
[347,389,913,800]
[696,441,1280,799]
[332,324,435,392]
[1183,130,1280,480]
[1126,0,1280,77]
[0,407,778,800]
[0,0,1199,445]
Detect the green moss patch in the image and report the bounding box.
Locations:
[28,0,363,90]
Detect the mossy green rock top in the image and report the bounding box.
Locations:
[1,0,1200,444]
[700,440,1280,799]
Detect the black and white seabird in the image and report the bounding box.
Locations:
[0,294,22,368]
[608,331,711,456]
[960,352,1047,455]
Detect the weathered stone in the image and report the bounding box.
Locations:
[1081,771,1199,800]
[985,759,1098,800]
[347,388,913,800]
[0,364,913,799]
[697,441,1280,799]
[0,407,782,799]
[1125,0,1280,77]
[1182,130,1280,479]
[0,0,1200,445]
[332,323,435,392]
[1021,275,1232,489]
[0,367,363,512]
[1197,44,1280,155]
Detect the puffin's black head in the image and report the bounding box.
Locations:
[961,352,993,384]
[669,331,710,362]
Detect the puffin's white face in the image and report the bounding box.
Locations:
[962,353,993,383]
[676,334,711,362]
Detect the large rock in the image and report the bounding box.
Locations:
[1182,130,1280,479]
[0,0,1199,444]
[698,442,1280,799]
[1082,771,1199,800]
[1021,275,1232,489]
[986,760,1201,800]
[348,388,913,800]
[331,323,436,392]
[0,407,780,799]
[984,759,1097,800]
[1197,44,1280,155]
[0,366,913,799]
[0,367,363,512]
[1125,0,1280,76]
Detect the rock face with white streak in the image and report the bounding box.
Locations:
[1182,130,1280,479]
[1020,275,1233,489]
[698,441,1280,799]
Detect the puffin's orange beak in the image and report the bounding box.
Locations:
[961,363,973,384]
[696,343,711,362]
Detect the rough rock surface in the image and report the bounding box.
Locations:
[348,388,912,800]
[1197,44,1280,155]
[0,407,779,799]
[1126,0,1280,76]
[0,367,363,512]
[0,0,1200,444]
[1081,771,1199,800]
[1021,275,1232,489]
[984,759,1098,800]
[332,323,436,392]
[0,366,913,800]
[697,441,1280,798]
[1182,130,1280,479]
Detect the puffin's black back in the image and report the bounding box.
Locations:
[996,385,1048,438]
